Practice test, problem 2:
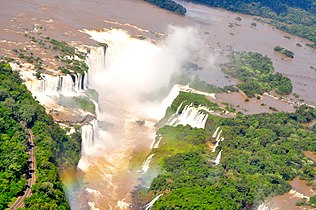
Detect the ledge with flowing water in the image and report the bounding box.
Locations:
[24,72,88,97]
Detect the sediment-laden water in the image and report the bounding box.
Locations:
[1,0,315,209]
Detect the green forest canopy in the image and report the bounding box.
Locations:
[145,0,187,15]
[0,62,81,209]
[274,46,295,58]
[134,91,316,209]
[222,51,292,97]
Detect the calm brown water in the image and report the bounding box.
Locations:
[216,92,295,114]
[267,176,315,210]
[178,1,316,106]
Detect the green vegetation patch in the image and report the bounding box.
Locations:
[0,64,29,209]
[13,34,88,75]
[86,88,99,102]
[49,38,88,74]
[58,96,96,114]
[170,91,220,112]
[134,105,316,209]
[0,62,81,209]
[274,46,295,58]
[145,0,187,15]
[129,147,150,171]
[306,43,316,49]
[222,51,292,97]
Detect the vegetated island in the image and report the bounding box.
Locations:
[306,43,316,49]
[186,0,316,46]
[132,89,316,209]
[13,34,88,77]
[145,0,187,15]
[222,51,292,97]
[0,62,81,209]
[8,30,97,117]
[274,46,295,58]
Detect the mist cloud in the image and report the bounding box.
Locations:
[85,26,211,113]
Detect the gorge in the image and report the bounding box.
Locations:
[68,27,206,209]
[0,0,316,209]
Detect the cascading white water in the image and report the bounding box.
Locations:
[151,136,162,149]
[73,74,80,92]
[25,73,87,97]
[140,154,155,174]
[289,189,310,200]
[74,27,204,210]
[214,150,222,166]
[212,126,220,138]
[216,130,222,142]
[86,47,107,82]
[144,194,163,210]
[212,129,223,152]
[212,139,220,153]
[157,85,181,119]
[81,119,98,155]
[61,74,77,95]
[169,103,208,129]
[175,101,185,114]
[257,203,270,210]
[43,74,59,95]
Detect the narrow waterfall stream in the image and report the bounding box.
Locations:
[214,150,222,166]
[140,154,155,174]
[81,119,98,156]
[143,194,163,210]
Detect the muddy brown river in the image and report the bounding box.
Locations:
[0,0,315,209]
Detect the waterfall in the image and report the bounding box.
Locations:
[212,127,220,138]
[158,85,181,120]
[61,74,77,95]
[83,72,88,90]
[143,194,163,210]
[212,140,220,152]
[140,154,155,174]
[176,101,185,114]
[216,130,222,142]
[81,119,98,155]
[73,74,79,92]
[212,129,223,152]
[25,73,87,97]
[86,46,107,82]
[168,115,178,126]
[43,74,59,95]
[169,104,208,129]
[214,150,222,166]
[78,73,87,90]
[257,203,270,210]
[151,136,162,149]
[289,189,310,200]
